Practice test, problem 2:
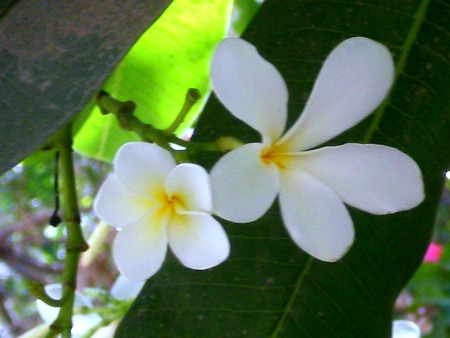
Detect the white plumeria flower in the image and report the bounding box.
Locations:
[94,142,230,281]
[392,320,421,338]
[210,37,424,262]
[36,284,102,337]
[110,274,145,300]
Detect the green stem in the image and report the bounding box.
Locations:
[163,88,200,137]
[29,282,65,307]
[96,91,170,149]
[96,91,241,155]
[45,124,89,338]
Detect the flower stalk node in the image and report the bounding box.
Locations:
[66,242,89,253]
[96,90,137,118]
[96,90,248,156]
[96,91,172,148]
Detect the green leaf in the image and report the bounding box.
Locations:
[0,0,171,176]
[117,0,450,336]
[232,0,261,34]
[73,0,233,162]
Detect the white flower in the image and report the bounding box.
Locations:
[36,284,102,337]
[94,142,230,281]
[210,38,424,262]
[392,320,421,338]
[110,274,145,300]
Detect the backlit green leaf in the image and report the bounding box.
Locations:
[73,0,233,162]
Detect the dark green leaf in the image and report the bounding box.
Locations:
[0,0,171,175]
[117,0,450,337]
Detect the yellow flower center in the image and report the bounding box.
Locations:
[153,190,186,225]
[260,145,289,170]
[162,192,185,213]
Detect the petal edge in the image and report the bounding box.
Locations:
[281,37,395,151]
[279,171,354,262]
[211,38,288,143]
[293,144,424,215]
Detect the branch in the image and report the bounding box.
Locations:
[44,124,89,338]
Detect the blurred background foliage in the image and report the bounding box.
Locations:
[398,177,450,337]
[0,151,113,336]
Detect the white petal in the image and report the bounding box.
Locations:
[91,321,119,338]
[114,142,176,197]
[72,313,102,336]
[165,163,212,213]
[36,284,101,335]
[111,274,145,300]
[36,284,62,324]
[168,213,229,270]
[16,323,49,338]
[94,174,151,228]
[211,38,288,143]
[279,171,354,262]
[294,144,424,214]
[392,320,421,338]
[281,37,395,150]
[210,143,279,223]
[113,211,168,282]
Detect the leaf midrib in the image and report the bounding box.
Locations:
[270,0,432,336]
[269,258,313,337]
[363,0,432,144]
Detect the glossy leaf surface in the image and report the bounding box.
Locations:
[117,0,450,337]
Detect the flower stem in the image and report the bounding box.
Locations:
[45,124,89,338]
[96,91,243,155]
[29,282,65,307]
[96,90,171,149]
[163,88,200,137]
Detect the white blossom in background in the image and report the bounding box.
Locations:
[110,274,145,300]
[210,37,424,262]
[17,323,50,338]
[94,142,230,282]
[35,284,102,337]
[87,275,145,338]
[392,320,421,338]
[31,276,146,338]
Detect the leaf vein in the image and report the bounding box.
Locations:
[307,276,365,336]
[363,0,432,143]
[270,258,314,338]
